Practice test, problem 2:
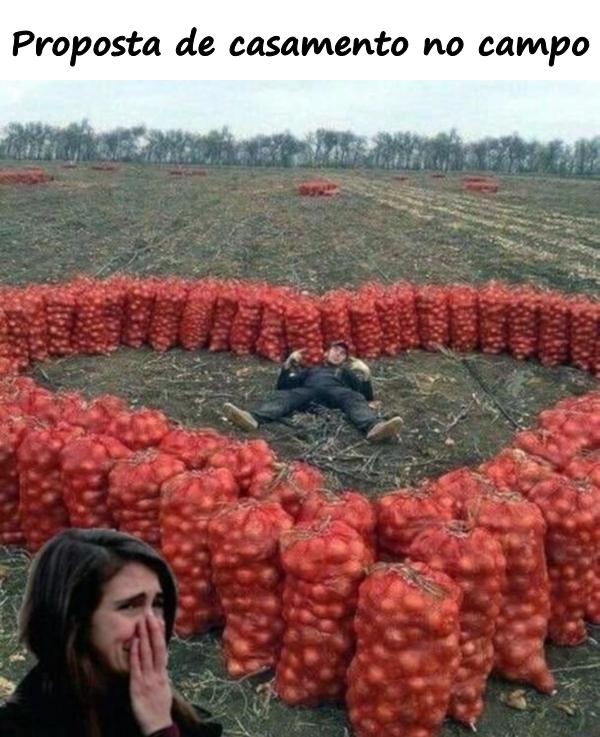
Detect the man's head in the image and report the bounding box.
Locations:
[324,341,349,366]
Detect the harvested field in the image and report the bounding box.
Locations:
[0,163,599,737]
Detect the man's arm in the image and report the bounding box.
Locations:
[276,350,308,390]
[344,360,374,401]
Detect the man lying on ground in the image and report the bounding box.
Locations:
[223,340,402,443]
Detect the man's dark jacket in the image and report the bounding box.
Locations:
[0,665,222,737]
[276,364,374,401]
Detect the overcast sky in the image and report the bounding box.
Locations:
[1,81,598,142]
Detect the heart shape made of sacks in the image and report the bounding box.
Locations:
[0,273,599,737]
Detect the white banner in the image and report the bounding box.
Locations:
[1,0,598,80]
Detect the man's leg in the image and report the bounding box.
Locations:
[324,388,379,434]
[325,388,402,442]
[224,388,316,431]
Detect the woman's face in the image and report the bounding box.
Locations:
[89,562,165,675]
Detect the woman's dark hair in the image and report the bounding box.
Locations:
[18,528,200,735]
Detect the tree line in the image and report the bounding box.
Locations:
[1,120,599,175]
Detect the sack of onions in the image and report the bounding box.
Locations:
[121,276,157,348]
[528,474,600,645]
[208,499,293,677]
[60,433,131,529]
[276,520,371,706]
[415,284,450,351]
[108,448,186,546]
[568,298,599,371]
[0,414,31,545]
[349,285,383,359]
[346,561,461,737]
[105,407,171,451]
[208,281,239,352]
[507,285,540,360]
[248,460,325,520]
[285,294,324,365]
[230,284,263,356]
[17,422,85,552]
[161,467,239,636]
[159,427,229,470]
[408,523,506,727]
[473,489,554,692]
[375,485,452,559]
[148,278,189,352]
[321,289,355,354]
[178,279,217,350]
[255,286,289,363]
[479,448,556,497]
[393,281,420,351]
[478,281,509,354]
[45,281,78,356]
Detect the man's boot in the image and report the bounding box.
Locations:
[366,416,402,443]
[223,402,259,432]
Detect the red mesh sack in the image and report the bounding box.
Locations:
[208,499,293,677]
[416,284,450,351]
[0,414,31,545]
[61,394,128,434]
[121,277,157,348]
[248,460,325,520]
[473,490,554,692]
[0,288,31,370]
[427,468,491,520]
[408,523,506,727]
[230,284,263,356]
[102,274,127,352]
[72,279,109,355]
[568,298,599,371]
[448,284,479,352]
[148,278,189,352]
[375,486,452,559]
[479,448,555,497]
[22,285,49,361]
[564,449,600,486]
[528,475,600,645]
[161,467,239,636]
[17,423,85,551]
[320,289,355,354]
[208,282,239,352]
[205,438,275,496]
[507,286,540,360]
[394,282,420,350]
[538,290,570,366]
[276,520,372,705]
[537,400,600,455]
[346,562,461,737]
[513,428,581,470]
[374,285,402,356]
[349,285,383,359]
[478,281,509,354]
[296,489,376,554]
[60,433,130,528]
[159,427,228,470]
[45,282,78,356]
[108,448,186,546]
[178,279,218,351]
[106,407,171,451]
[255,286,289,363]
[285,294,324,365]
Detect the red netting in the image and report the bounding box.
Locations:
[60,433,131,528]
[161,467,239,636]
[17,423,85,551]
[528,475,600,645]
[408,524,506,726]
[473,491,554,692]
[346,561,461,737]
[478,281,509,354]
[276,520,372,705]
[148,278,189,352]
[108,448,186,545]
[448,284,479,352]
[375,486,452,559]
[507,286,540,360]
[208,499,293,676]
[416,285,449,351]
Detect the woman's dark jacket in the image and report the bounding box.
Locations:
[0,665,222,737]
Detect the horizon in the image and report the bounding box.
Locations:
[1,81,599,143]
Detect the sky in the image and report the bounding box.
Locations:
[1,81,599,142]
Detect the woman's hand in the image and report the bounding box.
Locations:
[129,614,173,736]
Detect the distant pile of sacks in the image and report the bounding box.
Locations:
[463,175,499,193]
[0,168,54,185]
[297,179,339,196]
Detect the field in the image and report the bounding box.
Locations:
[0,163,599,737]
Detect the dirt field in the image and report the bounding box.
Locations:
[0,164,599,736]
